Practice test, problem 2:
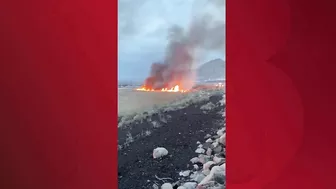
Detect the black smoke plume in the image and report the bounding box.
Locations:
[143,0,225,90]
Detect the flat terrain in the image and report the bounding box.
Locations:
[118,88,185,115]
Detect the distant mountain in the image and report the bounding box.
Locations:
[196,58,225,81]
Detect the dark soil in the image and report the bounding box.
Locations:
[118,93,225,189]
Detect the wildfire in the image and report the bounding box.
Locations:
[136,85,187,93]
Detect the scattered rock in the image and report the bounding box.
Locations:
[202,142,213,149]
[161,183,173,189]
[179,170,191,177]
[216,128,225,136]
[216,152,225,158]
[195,148,205,154]
[190,157,200,164]
[206,148,212,156]
[203,161,216,175]
[213,145,223,154]
[213,156,225,164]
[153,147,169,159]
[198,154,211,164]
[205,138,213,143]
[213,171,225,184]
[199,165,223,186]
[177,186,187,189]
[196,185,206,189]
[212,141,219,148]
[204,134,212,139]
[190,172,206,183]
[219,133,226,145]
[211,184,225,189]
[183,182,198,189]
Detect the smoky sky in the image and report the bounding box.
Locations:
[118,0,225,82]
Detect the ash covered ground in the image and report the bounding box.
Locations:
[118,88,226,189]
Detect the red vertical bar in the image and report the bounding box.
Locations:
[227,0,336,189]
[0,0,118,189]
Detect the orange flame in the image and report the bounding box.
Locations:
[136,85,187,93]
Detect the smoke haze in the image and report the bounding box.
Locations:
[143,0,225,90]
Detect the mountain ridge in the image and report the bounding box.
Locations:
[196,58,225,81]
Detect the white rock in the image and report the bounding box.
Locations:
[213,164,225,175]
[190,157,200,163]
[203,161,215,169]
[213,156,225,164]
[216,128,225,136]
[183,182,197,189]
[212,141,219,148]
[204,134,212,138]
[219,133,226,145]
[206,148,212,156]
[161,183,173,189]
[193,164,199,170]
[179,170,191,177]
[190,172,206,183]
[196,141,201,144]
[199,165,225,186]
[209,185,225,189]
[195,148,205,154]
[198,174,213,186]
[205,138,213,143]
[202,161,215,175]
[190,172,196,179]
[177,186,187,189]
[153,147,169,159]
[198,154,210,164]
[198,144,203,148]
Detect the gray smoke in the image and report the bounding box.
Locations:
[143,0,225,90]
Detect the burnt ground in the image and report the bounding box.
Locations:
[118,91,225,189]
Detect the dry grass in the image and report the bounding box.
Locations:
[118,88,224,128]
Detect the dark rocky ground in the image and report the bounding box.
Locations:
[118,90,225,189]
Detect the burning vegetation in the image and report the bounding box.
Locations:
[136,85,187,93]
[136,0,225,93]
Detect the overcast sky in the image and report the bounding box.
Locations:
[118,0,225,81]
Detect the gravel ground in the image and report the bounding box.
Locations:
[118,89,225,189]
